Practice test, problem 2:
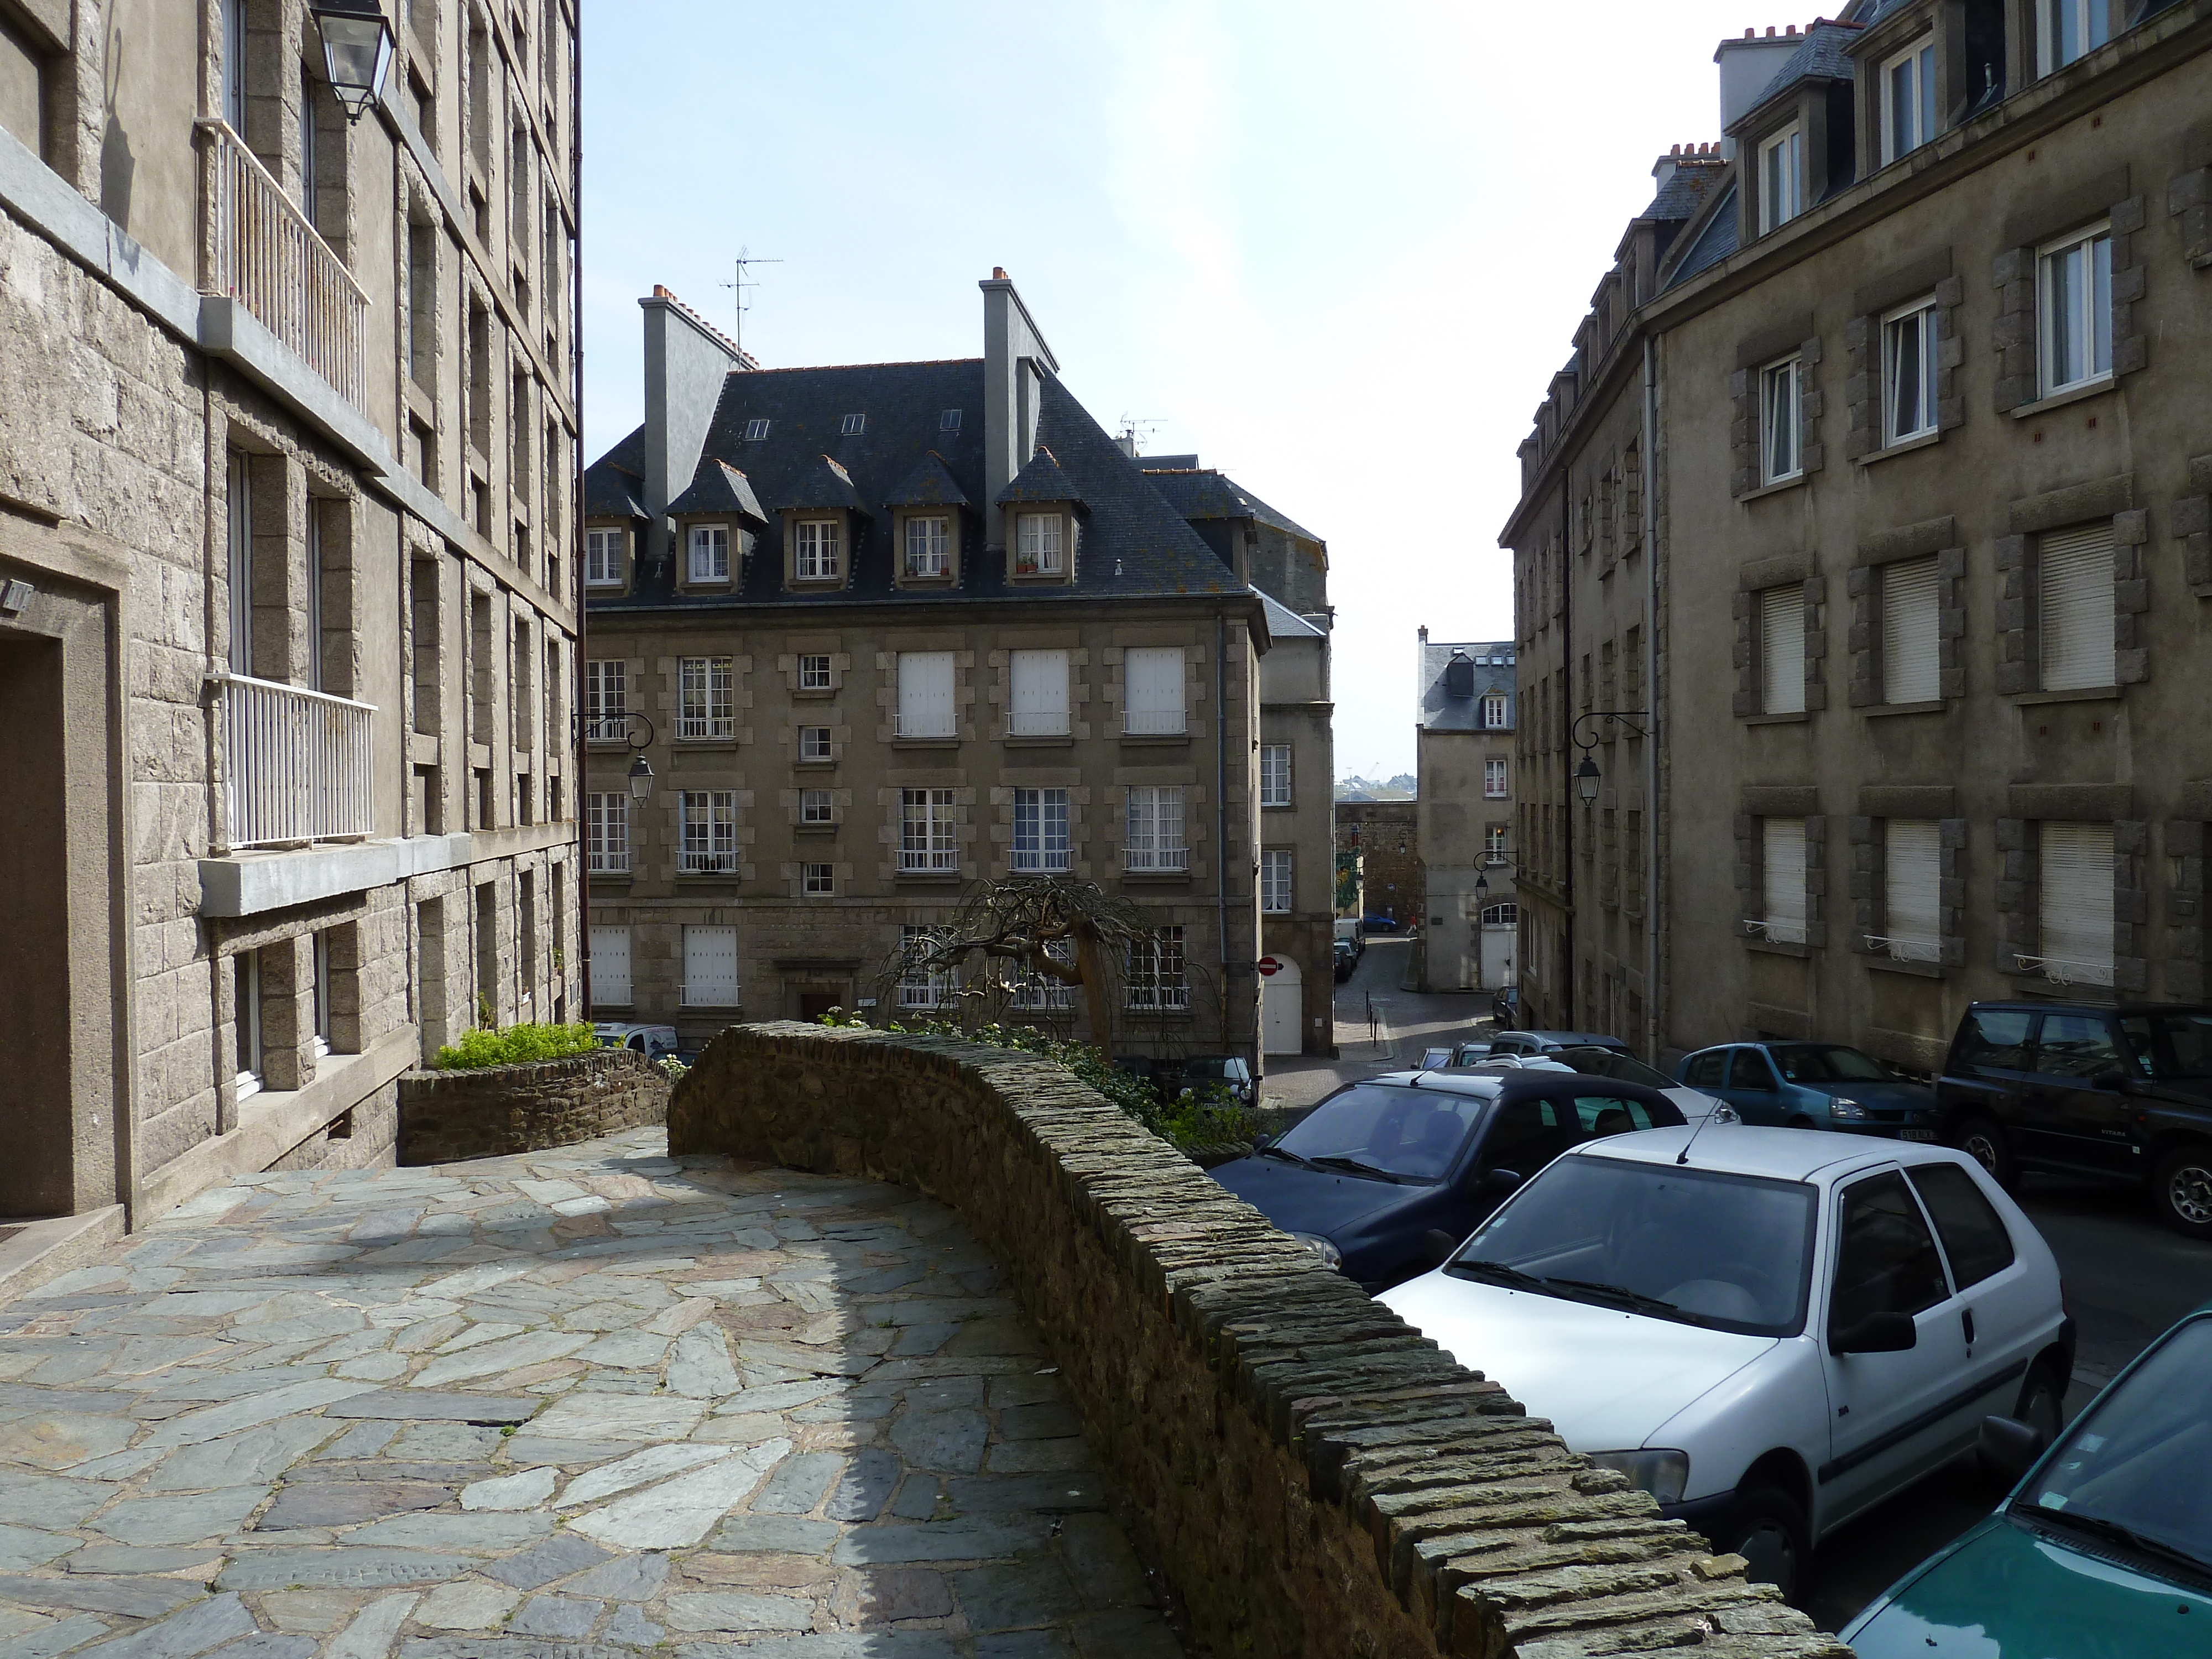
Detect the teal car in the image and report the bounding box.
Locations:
[1844,1306,2212,1655]
[1676,1042,1940,1139]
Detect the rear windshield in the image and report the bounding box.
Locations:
[1550,1048,1676,1089]
[1768,1044,1889,1083]
[1275,1084,1487,1182]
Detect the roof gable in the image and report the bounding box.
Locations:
[666,459,766,523]
[884,451,968,508]
[997,446,1084,507]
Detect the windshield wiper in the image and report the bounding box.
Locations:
[2017,1505,2212,1580]
[1257,1144,1318,1170]
[1307,1155,1410,1183]
[1446,1259,1548,1290]
[1539,1276,1684,1318]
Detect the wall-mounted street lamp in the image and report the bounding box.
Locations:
[307,0,396,123]
[1569,710,1655,805]
[627,753,655,801]
[573,709,659,799]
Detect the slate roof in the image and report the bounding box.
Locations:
[1418,640,1516,734]
[1256,588,1324,641]
[1642,156,1728,223]
[1141,467,1323,545]
[778,453,867,514]
[997,446,1084,507]
[1663,180,1739,290]
[883,451,968,508]
[583,358,1246,611]
[585,429,649,520]
[1732,20,1864,133]
[665,459,766,524]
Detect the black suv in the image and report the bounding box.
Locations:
[1937,1001,2212,1237]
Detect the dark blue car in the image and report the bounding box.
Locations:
[1206,1069,1686,1291]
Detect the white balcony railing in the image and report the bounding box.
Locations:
[584,712,632,743]
[680,982,741,1008]
[1009,709,1071,737]
[1740,916,1809,945]
[894,713,957,739]
[1864,933,1942,963]
[2014,952,2116,987]
[200,119,369,410]
[1123,707,1186,735]
[223,674,375,847]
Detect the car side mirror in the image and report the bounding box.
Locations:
[1422,1228,1460,1269]
[1829,1311,1918,1355]
[2090,1067,2127,1091]
[1978,1413,2046,1485]
[1479,1167,1524,1197]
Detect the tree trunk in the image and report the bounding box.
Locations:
[1074,924,1114,1056]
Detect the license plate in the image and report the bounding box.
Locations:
[1900,1126,1938,1142]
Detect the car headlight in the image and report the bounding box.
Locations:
[1287,1232,1342,1270]
[1585,1448,1690,1504]
[1828,1097,1870,1121]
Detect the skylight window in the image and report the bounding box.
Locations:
[840,414,865,436]
[743,419,770,441]
[940,409,962,432]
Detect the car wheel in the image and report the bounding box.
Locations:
[1953,1114,2018,1194]
[1718,1483,1810,1604]
[2152,1145,2212,1239]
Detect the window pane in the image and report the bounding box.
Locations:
[1830,1171,1950,1331]
[1906,1164,2017,1291]
[1955,1007,2034,1070]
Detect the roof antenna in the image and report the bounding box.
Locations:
[1115,416,1165,460]
[1676,1096,1724,1165]
[719,246,783,359]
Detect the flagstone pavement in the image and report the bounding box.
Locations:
[0,1129,1183,1659]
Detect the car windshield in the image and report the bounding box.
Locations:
[1768,1044,1890,1083]
[1185,1060,1234,1078]
[2120,1011,2212,1081]
[2017,1314,2212,1575]
[1447,1154,1817,1336]
[1548,1048,1676,1089]
[1274,1083,1487,1182]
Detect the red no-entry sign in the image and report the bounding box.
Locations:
[1258,956,1281,977]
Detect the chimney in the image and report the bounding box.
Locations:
[979,269,1060,549]
[640,286,743,565]
[1712,28,1804,158]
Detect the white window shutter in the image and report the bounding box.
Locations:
[589,926,631,1005]
[1124,648,1185,733]
[1881,558,1942,705]
[1763,818,1808,942]
[1010,649,1069,734]
[2040,823,2115,983]
[683,924,740,1006]
[1761,587,1806,714]
[1885,820,1942,958]
[899,651,956,737]
[2039,525,2115,691]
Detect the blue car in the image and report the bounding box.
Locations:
[1675,1041,1939,1139]
[1845,1303,2212,1656]
[1205,1068,1685,1291]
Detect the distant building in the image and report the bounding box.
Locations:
[1415,633,1518,991]
[1336,801,1421,931]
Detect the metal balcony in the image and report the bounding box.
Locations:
[223,674,375,847]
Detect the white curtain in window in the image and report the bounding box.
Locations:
[1009,650,1070,735]
[1885,819,1942,959]
[682,925,740,1006]
[1261,849,1293,913]
[2039,525,2115,691]
[1123,648,1185,734]
[589,925,630,1005]
[898,651,956,737]
[1882,558,1942,704]
[2040,823,2115,983]
[1761,587,1806,714]
[1260,745,1291,806]
[1762,818,1808,943]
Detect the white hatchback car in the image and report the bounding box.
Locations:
[1380,1125,2072,1601]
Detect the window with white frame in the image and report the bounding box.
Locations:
[585,659,628,742]
[1123,647,1185,735]
[2036,822,2114,984]
[800,788,834,825]
[1760,817,1809,944]
[1760,125,1803,231]
[2039,523,2116,691]
[1480,901,1519,926]
[679,791,739,874]
[1484,824,1509,865]
[681,924,740,1006]
[688,524,729,583]
[232,947,262,1098]
[588,925,630,1005]
[839,413,865,436]
[1480,691,1510,729]
[1125,927,1189,1010]
[897,650,956,738]
[1881,557,1942,705]
[1260,744,1292,807]
[1013,787,1070,873]
[1124,786,1187,872]
[586,526,623,586]
[799,725,833,762]
[678,656,734,739]
[1009,649,1070,736]
[2038,0,2110,74]
[1015,512,1065,575]
[1261,849,1293,914]
[2038,223,2112,395]
[1882,298,1939,445]
[1760,356,1803,483]
[794,519,841,580]
[898,924,952,1008]
[900,788,958,873]
[1880,38,1937,163]
[904,515,950,577]
[1484,758,1509,799]
[1760,585,1807,714]
[1882,818,1943,962]
[798,653,833,691]
[802,863,834,896]
[1012,937,1076,1010]
[586,792,629,873]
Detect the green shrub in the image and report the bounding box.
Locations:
[431,1021,602,1071]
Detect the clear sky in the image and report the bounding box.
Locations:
[580,1,1774,780]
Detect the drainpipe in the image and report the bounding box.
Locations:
[571,14,590,1024]
[1641,333,1662,1064]
[1218,611,1232,1056]
[1559,492,1574,1031]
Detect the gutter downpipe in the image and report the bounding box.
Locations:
[1218,611,1233,1057]
[1641,331,1662,1065]
[571,1,591,1024]
[1559,491,1574,1032]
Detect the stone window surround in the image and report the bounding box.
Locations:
[881,784,977,885]
[892,507,961,587]
[216,904,367,1103]
[1730,315,1824,499]
[781,785,851,829]
[1847,790,1965,969]
[1990,166,2149,412]
[878,643,976,746]
[655,650,754,748]
[2169,134,2212,269]
[984,643,1090,743]
[2173,452,2212,598]
[987,778,1091,875]
[1105,780,1209,883]
[1731,553,1828,717]
[1845,249,1966,461]
[779,642,849,697]
[1846,515,1966,707]
[1102,642,1203,744]
[1992,472,2146,696]
[1733,787,1827,953]
[1995,784,2147,992]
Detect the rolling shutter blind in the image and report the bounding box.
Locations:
[2039,525,2115,691]
[1885,819,1942,958]
[2040,823,2115,983]
[898,651,956,737]
[1009,649,1069,734]
[1124,648,1185,733]
[1763,818,1808,942]
[683,924,740,1005]
[1760,587,1806,714]
[589,926,630,1005]
[1882,558,1942,704]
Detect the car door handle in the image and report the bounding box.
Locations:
[1961,1307,1976,1348]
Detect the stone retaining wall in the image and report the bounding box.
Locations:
[671,1024,1850,1659]
[399,1048,670,1165]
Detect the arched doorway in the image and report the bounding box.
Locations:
[1260,954,1303,1056]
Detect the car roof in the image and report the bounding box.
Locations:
[1963,1000,2211,1016]
[1364,1071,1505,1097]
[1511,1030,1623,1045]
[1564,1123,1969,1183]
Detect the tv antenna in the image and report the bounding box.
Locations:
[719,248,783,358]
[1117,415,1167,457]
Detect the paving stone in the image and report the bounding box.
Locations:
[599,1606,659,1648]
[568,1442,789,1550]
[1066,1608,1183,1658]
[66,1592,257,1659]
[63,1546,227,1575]
[701,1517,838,1556]
[558,1553,667,1603]
[574,1334,666,1370]
[660,1594,812,1634]
[200,1636,315,1659]
[346,1514,548,1553]
[257,1481,451,1531]
[0,1475,109,1526]
[479,1533,614,1590]
[458,1469,555,1512]
[412,1334,593,1391]
[556,1446,730,1510]
[91,1489,264,1548]
[316,1423,400,1460]
[946,1477,1107,1515]
[138,1383,373,1451]
[984,1440,1093,1477]
[833,1517,1052,1567]
[386,1426,503,1462]
[0,1415,140,1470]
[829,1566,953,1625]
[994,1405,1082,1443]
[0,1575,208,1617]
[506,1598,599,1639]
[948,1558,1086,1634]
[889,1479,945,1521]
[822,1449,900,1523]
[321,1395,537,1425]
[749,1452,843,1517]
[0,1614,113,1659]
[148,1421,336,1493]
[254,1592,363,1634]
[413,1582,520,1632]
[972,1636,1077,1659]
[888,1410,988,1475]
[524,1395,703,1443]
[321,1594,418,1659]
[0,1526,80,1573]
[216,1551,479,1590]
[663,1329,740,1399]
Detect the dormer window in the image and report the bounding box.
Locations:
[586,526,623,587]
[688,524,729,583]
[905,516,950,577]
[1481,692,1510,730]
[794,519,841,581]
[2038,0,2110,74]
[1880,38,1937,163]
[1760,126,1803,231]
[1443,653,1474,698]
[1015,512,1065,575]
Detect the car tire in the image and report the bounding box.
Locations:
[1952,1114,2019,1194]
[2151,1144,2212,1239]
[1718,1483,1811,1604]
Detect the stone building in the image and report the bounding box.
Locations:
[1335,800,1422,932]
[581,274,1326,1066]
[0,0,582,1252]
[1414,633,1519,992]
[1507,0,2212,1067]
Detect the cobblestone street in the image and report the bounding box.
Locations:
[0,1130,1179,1659]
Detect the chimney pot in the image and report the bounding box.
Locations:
[1745,25,1754,35]
[992,266,1007,280]
[1766,25,1775,35]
